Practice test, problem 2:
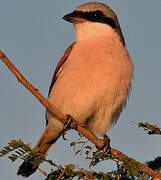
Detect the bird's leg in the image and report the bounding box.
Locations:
[62,114,77,140]
[96,134,111,154]
[103,134,111,153]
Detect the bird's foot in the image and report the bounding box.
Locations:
[102,134,111,153]
[97,134,111,154]
[64,114,77,129]
[62,131,67,140]
[62,114,78,140]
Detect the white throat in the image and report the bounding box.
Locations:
[74,21,114,42]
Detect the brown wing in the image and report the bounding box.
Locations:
[46,42,75,125]
[48,42,75,95]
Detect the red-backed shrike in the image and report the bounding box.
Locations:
[18,2,133,177]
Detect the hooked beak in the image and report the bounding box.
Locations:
[63,11,85,23]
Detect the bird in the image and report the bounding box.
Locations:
[17,2,133,177]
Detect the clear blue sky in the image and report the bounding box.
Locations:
[0,0,161,179]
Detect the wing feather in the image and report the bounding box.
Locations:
[46,42,75,125]
[48,42,75,95]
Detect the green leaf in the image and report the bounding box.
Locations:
[85,145,92,149]
[75,150,81,155]
[70,142,76,147]
[8,154,19,162]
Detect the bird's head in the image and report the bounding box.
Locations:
[63,2,125,45]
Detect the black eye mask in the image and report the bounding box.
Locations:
[72,10,117,29]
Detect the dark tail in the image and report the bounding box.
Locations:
[17,155,40,177]
[17,120,63,177]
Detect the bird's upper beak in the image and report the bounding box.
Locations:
[63,11,85,24]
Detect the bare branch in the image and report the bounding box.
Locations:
[0,50,161,179]
[57,166,67,180]
[38,168,48,177]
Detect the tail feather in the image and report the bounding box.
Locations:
[17,155,40,177]
[17,120,64,177]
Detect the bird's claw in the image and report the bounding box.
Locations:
[102,134,111,153]
[64,114,73,130]
[96,134,111,154]
[64,114,77,130]
[62,114,78,140]
[62,131,67,140]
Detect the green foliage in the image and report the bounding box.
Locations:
[89,152,116,167]
[69,139,146,179]
[46,164,115,180]
[0,139,46,168]
[121,158,142,177]
[70,137,92,156]
[0,139,31,161]
[0,138,154,179]
[135,122,161,135]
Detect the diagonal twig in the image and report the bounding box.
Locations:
[38,167,48,177]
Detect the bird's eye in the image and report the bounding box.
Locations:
[92,10,103,18]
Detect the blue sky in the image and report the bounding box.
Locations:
[0,0,161,179]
